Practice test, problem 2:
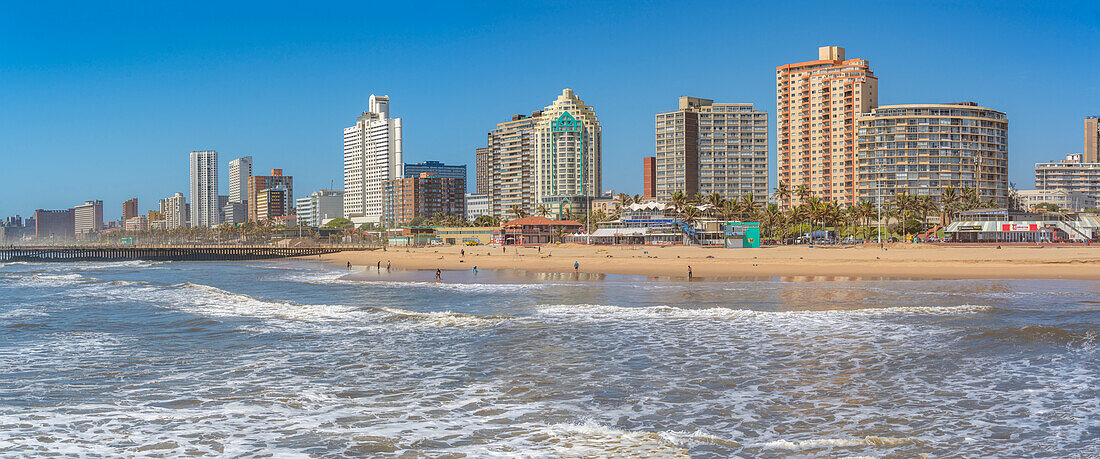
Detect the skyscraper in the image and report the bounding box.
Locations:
[777,46,878,206]
[228,156,253,206]
[163,193,188,229]
[1086,117,1099,163]
[642,157,656,199]
[343,94,403,223]
[404,161,467,182]
[189,150,220,227]
[296,190,344,227]
[532,89,602,204]
[247,169,294,221]
[654,97,768,201]
[476,89,602,218]
[122,198,138,222]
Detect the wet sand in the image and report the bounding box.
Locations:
[313,243,1100,281]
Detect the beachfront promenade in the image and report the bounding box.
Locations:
[0,244,374,262]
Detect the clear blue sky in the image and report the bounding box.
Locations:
[2,0,1098,220]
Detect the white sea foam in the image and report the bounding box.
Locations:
[757,435,924,450]
[374,306,511,328]
[2,272,88,288]
[367,280,546,293]
[535,303,993,320]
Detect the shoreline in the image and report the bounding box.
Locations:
[309,244,1100,281]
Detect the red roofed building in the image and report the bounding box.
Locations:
[500,216,583,245]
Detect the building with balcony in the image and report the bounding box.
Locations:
[382,173,466,225]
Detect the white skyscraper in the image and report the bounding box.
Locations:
[343,94,403,223]
[228,156,253,204]
[532,88,602,204]
[189,150,220,227]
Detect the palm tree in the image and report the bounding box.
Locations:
[738,193,758,221]
[668,191,688,217]
[509,205,528,219]
[535,204,551,218]
[719,199,739,222]
[939,187,960,226]
[774,182,792,209]
[795,184,812,206]
[762,204,784,240]
[705,192,725,217]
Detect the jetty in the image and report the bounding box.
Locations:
[0,245,370,262]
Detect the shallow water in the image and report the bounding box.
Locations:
[1,260,1097,457]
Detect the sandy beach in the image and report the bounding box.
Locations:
[314,243,1100,280]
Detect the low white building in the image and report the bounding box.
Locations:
[465,193,489,220]
[1017,189,1097,212]
[297,190,344,227]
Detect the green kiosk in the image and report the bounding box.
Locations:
[722,222,761,248]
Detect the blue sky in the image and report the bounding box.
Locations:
[2,1,1098,220]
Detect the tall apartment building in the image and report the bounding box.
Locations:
[1035,154,1100,198]
[465,193,489,220]
[296,190,344,227]
[228,156,253,207]
[382,173,466,225]
[654,97,768,201]
[642,156,656,199]
[475,147,490,194]
[856,103,1009,205]
[34,208,74,240]
[1085,117,1099,163]
[777,46,878,206]
[189,150,220,227]
[73,200,104,237]
[404,161,466,183]
[343,94,403,223]
[247,169,293,221]
[122,198,138,222]
[476,89,601,218]
[162,193,189,229]
[255,186,289,221]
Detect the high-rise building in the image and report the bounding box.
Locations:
[296,190,344,227]
[343,94,403,223]
[163,193,188,229]
[642,156,656,199]
[383,173,466,225]
[404,161,466,183]
[228,156,253,205]
[475,147,491,194]
[122,198,138,222]
[189,150,220,227]
[124,215,148,231]
[856,103,1009,205]
[34,209,74,240]
[1085,117,1099,163]
[532,89,602,204]
[73,200,104,237]
[777,46,878,206]
[654,97,768,201]
[476,89,602,218]
[255,186,290,221]
[247,169,293,221]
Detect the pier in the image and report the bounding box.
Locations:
[0,245,371,263]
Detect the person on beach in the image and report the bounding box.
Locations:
[386,261,391,270]
[574,261,579,271]
[377,261,381,271]
[346,261,351,270]
[461,249,465,257]
[435,269,442,280]
[687,265,693,279]
[472,266,478,274]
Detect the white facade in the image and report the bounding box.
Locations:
[1017,189,1097,212]
[228,156,253,204]
[532,89,601,204]
[297,190,345,227]
[163,193,188,229]
[189,150,220,227]
[343,94,403,223]
[465,193,489,220]
[73,200,103,236]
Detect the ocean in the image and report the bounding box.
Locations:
[1,260,1097,457]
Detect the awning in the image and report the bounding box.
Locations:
[591,228,650,237]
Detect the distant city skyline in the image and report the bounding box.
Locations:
[2,1,1099,219]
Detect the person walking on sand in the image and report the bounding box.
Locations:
[435,269,442,281]
[574,261,579,271]
[377,261,381,271]
[472,266,478,274]
[386,261,391,270]
[687,265,693,279]
[461,249,465,257]
[346,261,351,270]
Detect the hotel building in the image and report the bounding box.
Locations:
[1035,154,1100,199]
[404,161,466,183]
[654,97,768,201]
[34,208,74,240]
[247,169,293,221]
[343,94,403,224]
[228,156,253,215]
[777,46,878,206]
[189,150,220,227]
[255,186,290,222]
[1016,189,1096,212]
[73,200,104,237]
[855,102,1009,205]
[162,193,189,229]
[476,89,602,218]
[382,173,466,225]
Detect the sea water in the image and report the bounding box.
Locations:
[0,260,1097,456]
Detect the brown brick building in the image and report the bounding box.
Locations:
[248,169,293,221]
[383,173,466,225]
